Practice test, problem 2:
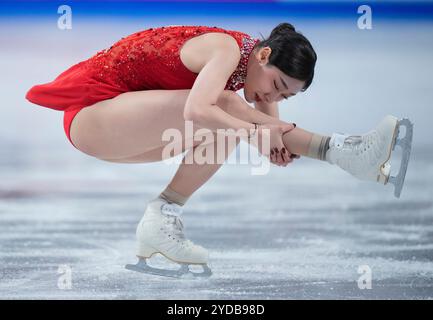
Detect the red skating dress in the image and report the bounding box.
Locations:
[25,25,260,149]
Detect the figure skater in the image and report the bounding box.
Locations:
[25,23,412,277]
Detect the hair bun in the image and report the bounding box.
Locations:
[270,23,296,37]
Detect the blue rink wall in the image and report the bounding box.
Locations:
[1,0,433,20]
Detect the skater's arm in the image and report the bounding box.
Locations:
[183,38,256,135]
[183,36,293,138]
[182,35,295,165]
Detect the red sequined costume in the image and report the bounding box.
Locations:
[25,25,260,149]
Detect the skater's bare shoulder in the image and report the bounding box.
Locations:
[179,32,241,74]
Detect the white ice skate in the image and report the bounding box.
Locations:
[125,198,211,278]
[326,115,413,198]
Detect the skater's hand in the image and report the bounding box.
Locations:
[270,146,301,166]
[255,123,299,166]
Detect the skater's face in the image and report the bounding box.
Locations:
[244,46,305,104]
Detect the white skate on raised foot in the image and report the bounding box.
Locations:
[326,115,413,198]
[125,198,212,278]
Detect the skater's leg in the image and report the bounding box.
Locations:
[70,89,248,161]
[70,87,329,162]
[69,89,233,160]
[200,91,331,161]
[158,185,190,207]
[158,130,330,205]
[281,128,330,161]
[212,92,412,196]
[159,133,240,204]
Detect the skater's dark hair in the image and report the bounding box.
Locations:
[255,22,317,92]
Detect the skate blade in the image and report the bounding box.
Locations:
[374,115,399,185]
[387,118,414,198]
[125,258,212,278]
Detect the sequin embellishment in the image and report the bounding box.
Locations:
[225,36,260,91]
[83,25,260,92]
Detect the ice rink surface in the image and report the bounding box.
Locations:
[1,17,432,299]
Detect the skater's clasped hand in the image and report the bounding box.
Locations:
[255,123,299,167]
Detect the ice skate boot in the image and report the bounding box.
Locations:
[326,115,413,198]
[125,198,211,278]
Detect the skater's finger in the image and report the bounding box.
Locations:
[278,149,289,166]
[269,148,280,166]
[281,147,291,165]
[270,150,280,166]
[274,148,283,166]
[270,148,277,164]
[275,148,284,165]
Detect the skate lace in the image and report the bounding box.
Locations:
[161,203,194,248]
[338,130,382,170]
